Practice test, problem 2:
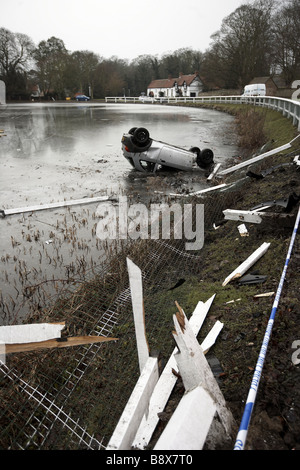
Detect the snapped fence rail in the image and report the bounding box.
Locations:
[105,95,300,131]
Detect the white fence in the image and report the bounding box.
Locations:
[105,95,300,131]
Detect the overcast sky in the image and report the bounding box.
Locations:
[1,0,247,60]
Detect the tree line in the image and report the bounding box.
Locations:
[0,0,299,100]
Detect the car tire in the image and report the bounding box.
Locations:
[128,127,138,135]
[197,148,214,168]
[189,146,201,157]
[133,127,150,146]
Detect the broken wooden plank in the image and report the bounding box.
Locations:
[107,355,159,450]
[132,295,216,449]
[207,163,221,181]
[1,195,112,217]
[201,320,224,354]
[127,257,149,373]
[169,183,227,197]
[218,143,292,176]
[171,307,234,435]
[154,386,217,450]
[4,335,117,354]
[222,242,270,286]
[224,209,297,226]
[253,291,275,298]
[223,209,265,224]
[238,223,249,237]
[0,322,65,344]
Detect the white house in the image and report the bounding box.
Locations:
[147,72,204,99]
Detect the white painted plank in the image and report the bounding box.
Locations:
[2,195,111,216]
[223,209,264,224]
[171,309,234,435]
[201,320,224,354]
[222,242,270,286]
[132,295,216,449]
[127,258,149,373]
[238,223,249,236]
[0,322,65,344]
[207,163,221,181]
[218,142,292,175]
[189,183,227,196]
[107,356,159,450]
[154,386,216,450]
[169,183,227,197]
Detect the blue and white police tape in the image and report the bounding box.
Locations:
[234,205,300,450]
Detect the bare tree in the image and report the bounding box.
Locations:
[203,1,276,89]
[272,0,300,84]
[0,28,34,97]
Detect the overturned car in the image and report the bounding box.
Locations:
[121,127,214,173]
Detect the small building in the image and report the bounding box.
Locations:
[249,77,278,96]
[147,72,204,99]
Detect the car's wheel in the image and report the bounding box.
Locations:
[196,148,214,168]
[133,127,150,145]
[189,146,201,157]
[128,127,138,135]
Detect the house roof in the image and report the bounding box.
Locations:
[148,73,200,89]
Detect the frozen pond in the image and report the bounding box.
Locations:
[0,102,238,324]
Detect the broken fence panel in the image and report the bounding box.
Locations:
[223,209,265,224]
[218,143,292,176]
[0,195,112,217]
[132,295,216,449]
[219,134,300,176]
[154,307,234,450]
[222,242,270,286]
[234,205,300,450]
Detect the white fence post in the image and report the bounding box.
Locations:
[154,307,235,450]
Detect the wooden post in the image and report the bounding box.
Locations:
[126,258,149,373]
[107,355,159,450]
[222,242,270,286]
[154,308,235,450]
[132,295,217,449]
